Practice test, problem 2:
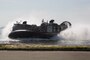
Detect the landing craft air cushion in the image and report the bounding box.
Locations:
[8,19,71,39]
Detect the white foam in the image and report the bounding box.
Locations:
[59,24,90,40]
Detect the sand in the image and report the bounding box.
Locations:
[0,51,90,60]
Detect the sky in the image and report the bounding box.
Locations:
[0,0,90,27]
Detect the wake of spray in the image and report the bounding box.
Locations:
[57,24,90,45]
[2,22,13,39]
[59,24,90,40]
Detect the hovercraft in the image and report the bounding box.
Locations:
[8,19,71,39]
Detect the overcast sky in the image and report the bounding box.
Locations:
[0,0,90,27]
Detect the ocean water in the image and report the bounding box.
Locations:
[0,20,90,46]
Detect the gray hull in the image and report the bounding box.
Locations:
[8,20,71,39]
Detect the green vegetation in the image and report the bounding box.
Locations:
[0,44,90,51]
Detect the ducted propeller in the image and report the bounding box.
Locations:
[60,21,71,31]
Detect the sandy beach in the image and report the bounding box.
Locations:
[0,51,90,60]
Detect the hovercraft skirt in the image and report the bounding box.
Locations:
[8,31,57,39]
